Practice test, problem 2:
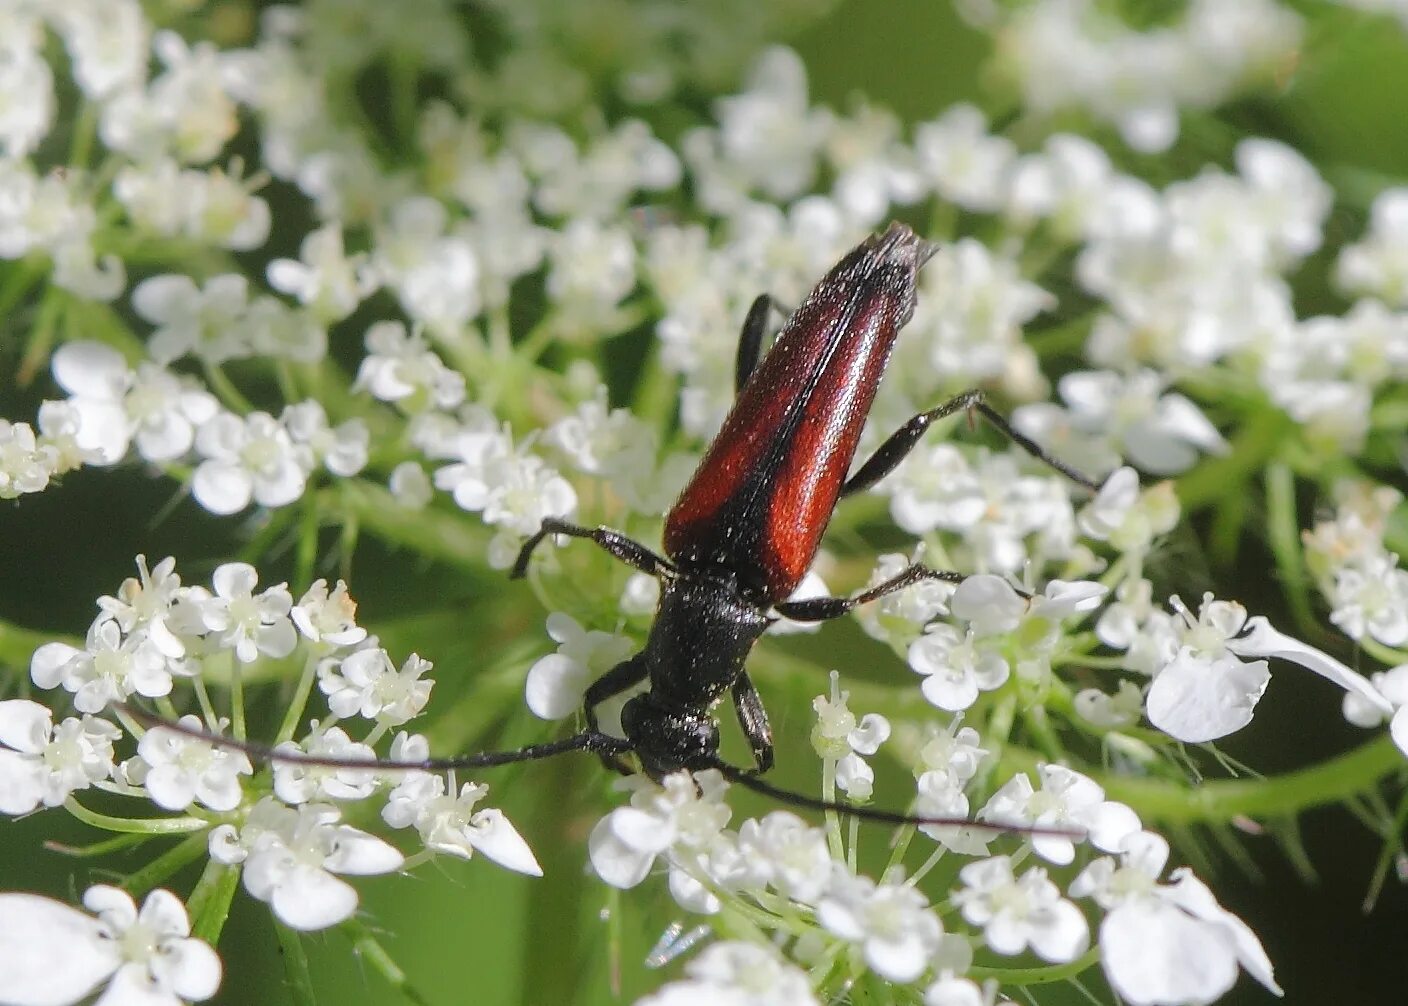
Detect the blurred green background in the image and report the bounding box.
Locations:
[3,1,1408,1003]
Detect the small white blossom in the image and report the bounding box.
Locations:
[981,765,1141,865]
[0,886,220,1006]
[909,623,1010,713]
[209,798,402,931]
[291,579,367,649]
[127,716,252,812]
[31,619,175,712]
[354,321,466,412]
[1072,830,1281,1004]
[954,856,1089,964]
[267,223,377,323]
[524,613,636,722]
[195,563,297,664]
[0,418,56,498]
[382,736,540,874]
[319,649,433,725]
[588,771,732,891]
[273,726,377,804]
[816,869,944,983]
[192,411,313,515]
[132,273,252,365]
[0,700,119,813]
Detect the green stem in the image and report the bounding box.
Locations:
[1100,734,1404,822]
[970,947,1101,985]
[120,831,211,895]
[1264,462,1317,635]
[274,654,320,745]
[188,859,241,944]
[274,922,319,1006]
[64,797,210,834]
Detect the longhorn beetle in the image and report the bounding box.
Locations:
[131,222,1099,832]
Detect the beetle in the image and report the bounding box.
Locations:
[129,222,1097,830]
[509,221,1100,785]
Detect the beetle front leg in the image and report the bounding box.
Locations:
[511,517,677,580]
[582,654,652,774]
[839,388,1103,498]
[773,562,966,623]
[730,672,774,774]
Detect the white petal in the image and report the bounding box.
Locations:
[524,654,587,720]
[191,462,252,515]
[1029,899,1089,963]
[0,700,52,754]
[865,931,929,983]
[153,938,221,1001]
[0,751,46,814]
[29,643,81,690]
[1146,654,1268,742]
[1231,617,1393,716]
[608,806,675,854]
[270,866,359,931]
[468,810,543,877]
[587,816,654,889]
[1100,901,1237,1006]
[0,893,119,1006]
[324,827,403,875]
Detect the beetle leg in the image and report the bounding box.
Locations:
[772,562,966,622]
[511,517,677,580]
[839,389,1103,498]
[583,654,652,775]
[730,672,774,774]
[734,294,773,393]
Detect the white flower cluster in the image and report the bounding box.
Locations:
[589,687,1279,1006]
[1,554,540,1006]
[982,0,1303,152]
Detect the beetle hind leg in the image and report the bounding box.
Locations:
[511,517,677,581]
[730,672,774,774]
[839,388,1103,498]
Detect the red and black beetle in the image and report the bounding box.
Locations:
[510,222,1100,784]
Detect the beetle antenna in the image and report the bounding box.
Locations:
[708,758,1082,839]
[118,704,630,771]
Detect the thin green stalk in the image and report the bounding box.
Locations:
[274,655,320,745]
[1100,734,1404,822]
[64,797,210,834]
[120,831,210,895]
[274,922,318,1006]
[189,860,241,945]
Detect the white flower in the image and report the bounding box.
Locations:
[192,411,312,515]
[127,716,252,812]
[1146,596,1392,742]
[291,579,367,649]
[281,400,368,477]
[272,726,377,804]
[981,765,1141,865]
[372,197,482,332]
[734,812,832,904]
[524,613,636,722]
[381,737,540,875]
[31,619,175,712]
[544,218,638,335]
[354,321,466,412]
[209,797,402,931]
[96,555,187,660]
[1055,370,1228,475]
[1336,187,1408,307]
[908,624,1010,712]
[51,342,220,465]
[588,771,732,890]
[913,103,1015,212]
[0,886,220,1006]
[0,418,56,498]
[634,940,819,1006]
[953,856,1089,964]
[1327,550,1408,647]
[1072,830,1281,1004]
[267,223,377,323]
[810,673,890,765]
[318,649,433,725]
[0,700,119,813]
[816,869,944,983]
[132,273,252,364]
[195,563,297,665]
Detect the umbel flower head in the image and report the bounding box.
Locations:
[2,0,1407,1003]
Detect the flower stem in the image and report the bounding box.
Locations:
[64,797,209,834]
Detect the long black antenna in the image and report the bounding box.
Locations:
[708,758,1081,838]
[120,705,1078,839]
[118,704,629,770]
